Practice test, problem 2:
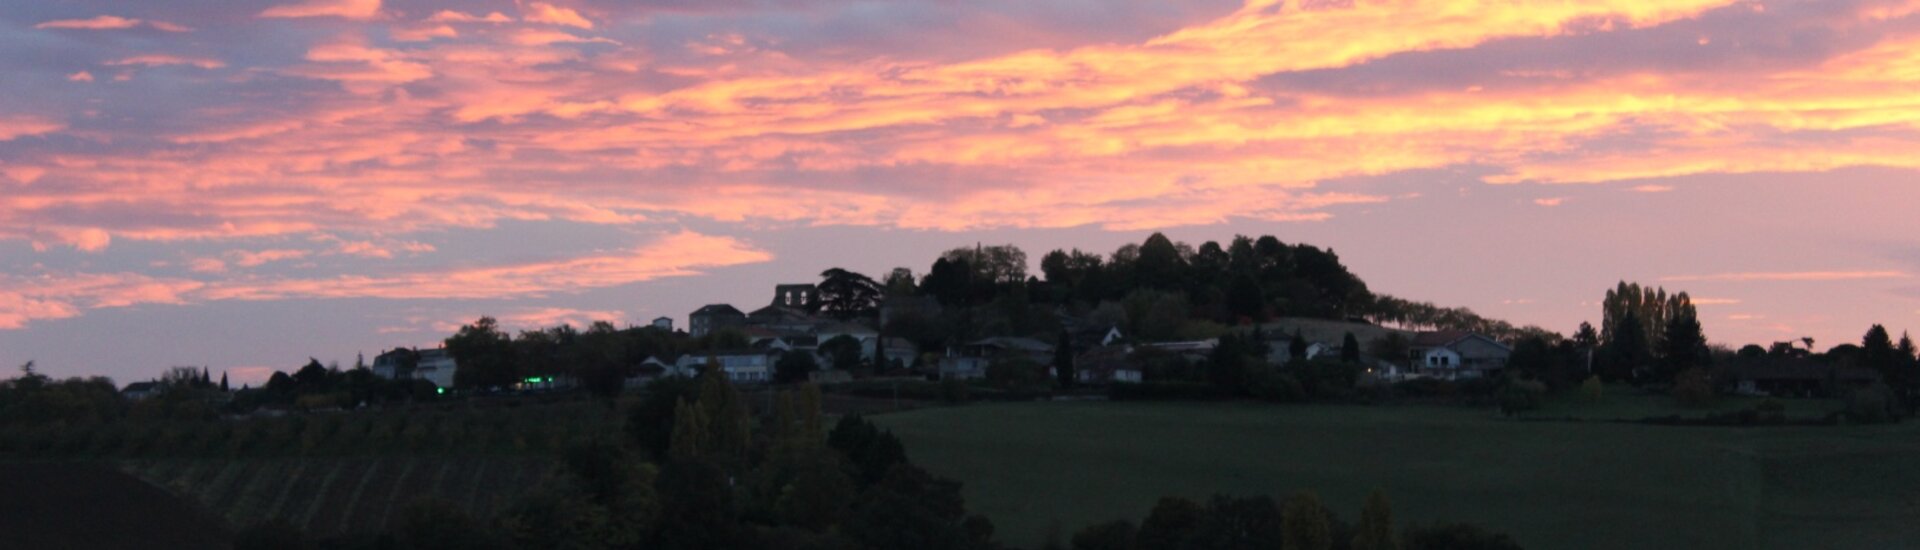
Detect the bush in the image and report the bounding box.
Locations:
[1671,368,1714,408]
[1755,398,1787,423]
[1580,376,1605,402]
[1391,378,1456,398]
[1072,520,1137,550]
[1496,379,1546,416]
[1844,384,1899,425]
[1247,370,1305,403]
[940,379,970,404]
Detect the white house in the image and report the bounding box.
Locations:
[675,352,774,384]
[413,348,458,389]
[1409,331,1511,379]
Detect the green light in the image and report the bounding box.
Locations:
[525,377,542,383]
[435,387,445,395]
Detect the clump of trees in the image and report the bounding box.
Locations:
[238,371,1000,550]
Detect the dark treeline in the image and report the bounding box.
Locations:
[235,368,1001,550]
[889,232,1556,350]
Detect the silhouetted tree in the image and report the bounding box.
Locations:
[819,268,884,319]
[1055,330,1076,388]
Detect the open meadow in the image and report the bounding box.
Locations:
[875,401,1920,550]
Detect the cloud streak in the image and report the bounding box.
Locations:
[0,231,770,329]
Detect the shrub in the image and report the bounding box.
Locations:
[1671,368,1714,408]
[940,379,970,404]
[1247,370,1305,403]
[1496,379,1546,416]
[1580,376,1605,402]
[1391,378,1458,399]
[1844,384,1899,425]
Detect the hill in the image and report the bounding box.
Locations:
[0,462,232,549]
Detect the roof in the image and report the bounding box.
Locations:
[817,322,879,335]
[122,381,159,393]
[1411,330,1472,347]
[692,304,745,317]
[748,304,813,319]
[1411,331,1511,351]
[966,337,1054,353]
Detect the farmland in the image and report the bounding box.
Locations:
[0,398,620,538]
[875,401,1920,550]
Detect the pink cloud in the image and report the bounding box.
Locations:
[33,15,189,32]
[0,231,767,329]
[391,24,458,42]
[0,116,63,141]
[107,55,226,69]
[260,0,382,19]
[523,2,593,29]
[67,71,94,82]
[230,249,312,267]
[427,10,513,23]
[1630,185,1675,193]
[1533,197,1567,207]
[36,16,141,30]
[0,273,204,329]
[201,230,771,301]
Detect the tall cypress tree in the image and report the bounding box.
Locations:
[1341,332,1362,364]
[1658,310,1706,382]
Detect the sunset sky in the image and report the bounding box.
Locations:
[3,0,1918,385]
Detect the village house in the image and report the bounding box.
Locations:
[1408,331,1511,379]
[121,381,161,401]
[370,348,413,380]
[688,304,746,337]
[1073,345,1145,384]
[413,348,459,389]
[650,316,674,331]
[675,351,775,384]
[1728,359,1881,398]
[940,337,1055,380]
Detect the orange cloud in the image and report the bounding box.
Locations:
[261,0,382,19]
[522,2,593,29]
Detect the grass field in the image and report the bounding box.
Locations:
[874,402,1920,550]
[1519,387,1842,421]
